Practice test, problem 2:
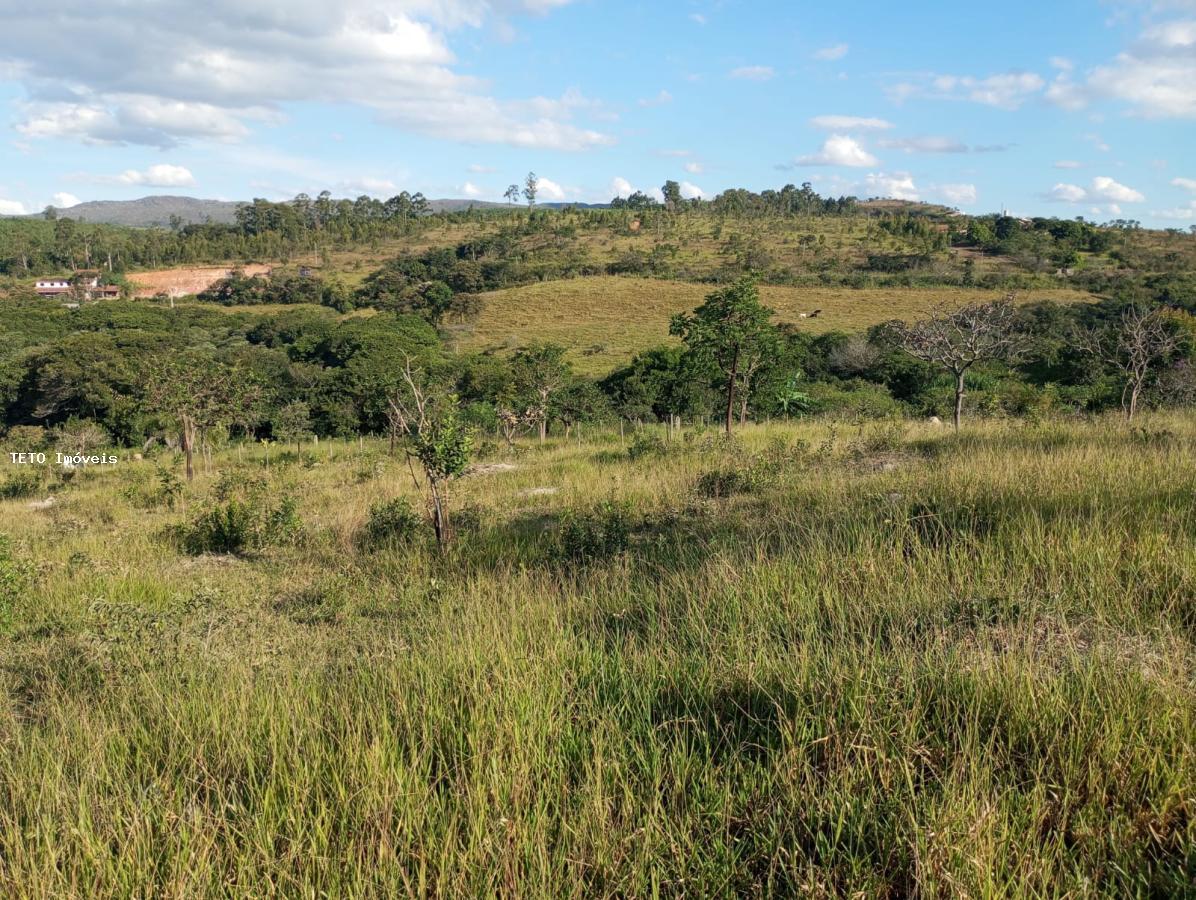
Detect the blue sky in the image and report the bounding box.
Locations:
[0,0,1194,225]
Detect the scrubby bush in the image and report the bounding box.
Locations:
[694,461,777,498]
[1,425,48,450]
[359,497,423,549]
[0,471,42,500]
[556,501,632,563]
[627,432,668,461]
[176,492,301,555]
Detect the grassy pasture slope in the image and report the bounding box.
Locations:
[0,417,1192,895]
[455,276,1098,374]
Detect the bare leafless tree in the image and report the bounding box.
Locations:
[1078,305,1181,422]
[888,299,1022,431]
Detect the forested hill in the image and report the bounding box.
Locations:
[36,196,245,227]
[17,195,612,228]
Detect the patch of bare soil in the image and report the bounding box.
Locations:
[129,265,272,298]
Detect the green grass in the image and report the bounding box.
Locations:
[1,416,1193,896]
[453,276,1098,374]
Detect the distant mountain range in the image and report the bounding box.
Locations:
[23,195,609,228]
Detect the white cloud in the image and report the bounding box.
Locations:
[1173,176,1196,191]
[1092,175,1145,202]
[938,183,977,204]
[730,65,775,81]
[1050,56,1074,71]
[1048,183,1089,203]
[1154,200,1196,220]
[0,1,610,150]
[0,199,28,215]
[1046,176,1145,204]
[339,176,397,195]
[879,136,968,153]
[798,134,879,167]
[813,43,849,61]
[116,164,196,187]
[889,71,1045,109]
[536,177,567,201]
[461,181,483,197]
[1045,18,1196,118]
[1054,160,1083,169]
[609,176,635,198]
[862,172,919,201]
[809,115,893,131]
[468,163,496,173]
[689,13,707,25]
[659,149,691,157]
[52,192,81,208]
[679,181,705,200]
[638,89,672,107]
[684,161,703,174]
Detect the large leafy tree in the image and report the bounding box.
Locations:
[506,343,572,444]
[143,353,264,481]
[669,278,778,433]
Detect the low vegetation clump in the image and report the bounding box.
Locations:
[555,500,633,563]
[358,497,424,549]
[174,484,300,555]
[0,471,41,500]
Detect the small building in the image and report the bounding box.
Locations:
[34,271,120,300]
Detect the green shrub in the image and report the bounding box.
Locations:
[0,471,42,500]
[1,425,48,451]
[627,432,668,461]
[359,498,423,549]
[556,501,631,563]
[177,493,302,555]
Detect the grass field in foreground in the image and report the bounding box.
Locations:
[1,415,1193,897]
[453,276,1098,374]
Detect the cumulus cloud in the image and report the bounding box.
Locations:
[1048,183,1089,203]
[730,65,775,81]
[113,164,196,187]
[937,183,978,204]
[1092,175,1145,202]
[0,1,610,150]
[1047,176,1145,204]
[609,176,635,198]
[536,176,567,201]
[809,115,893,131]
[798,135,879,167]
[679,181,705,200]
[1172,177,1196,191]
[0,199,28,215]
[813,43,849,61]
[461,181,483,197]
[1045,18,1196,118]
[862,172,919,201]
[52,192,81,208]
[684,161,703,174]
